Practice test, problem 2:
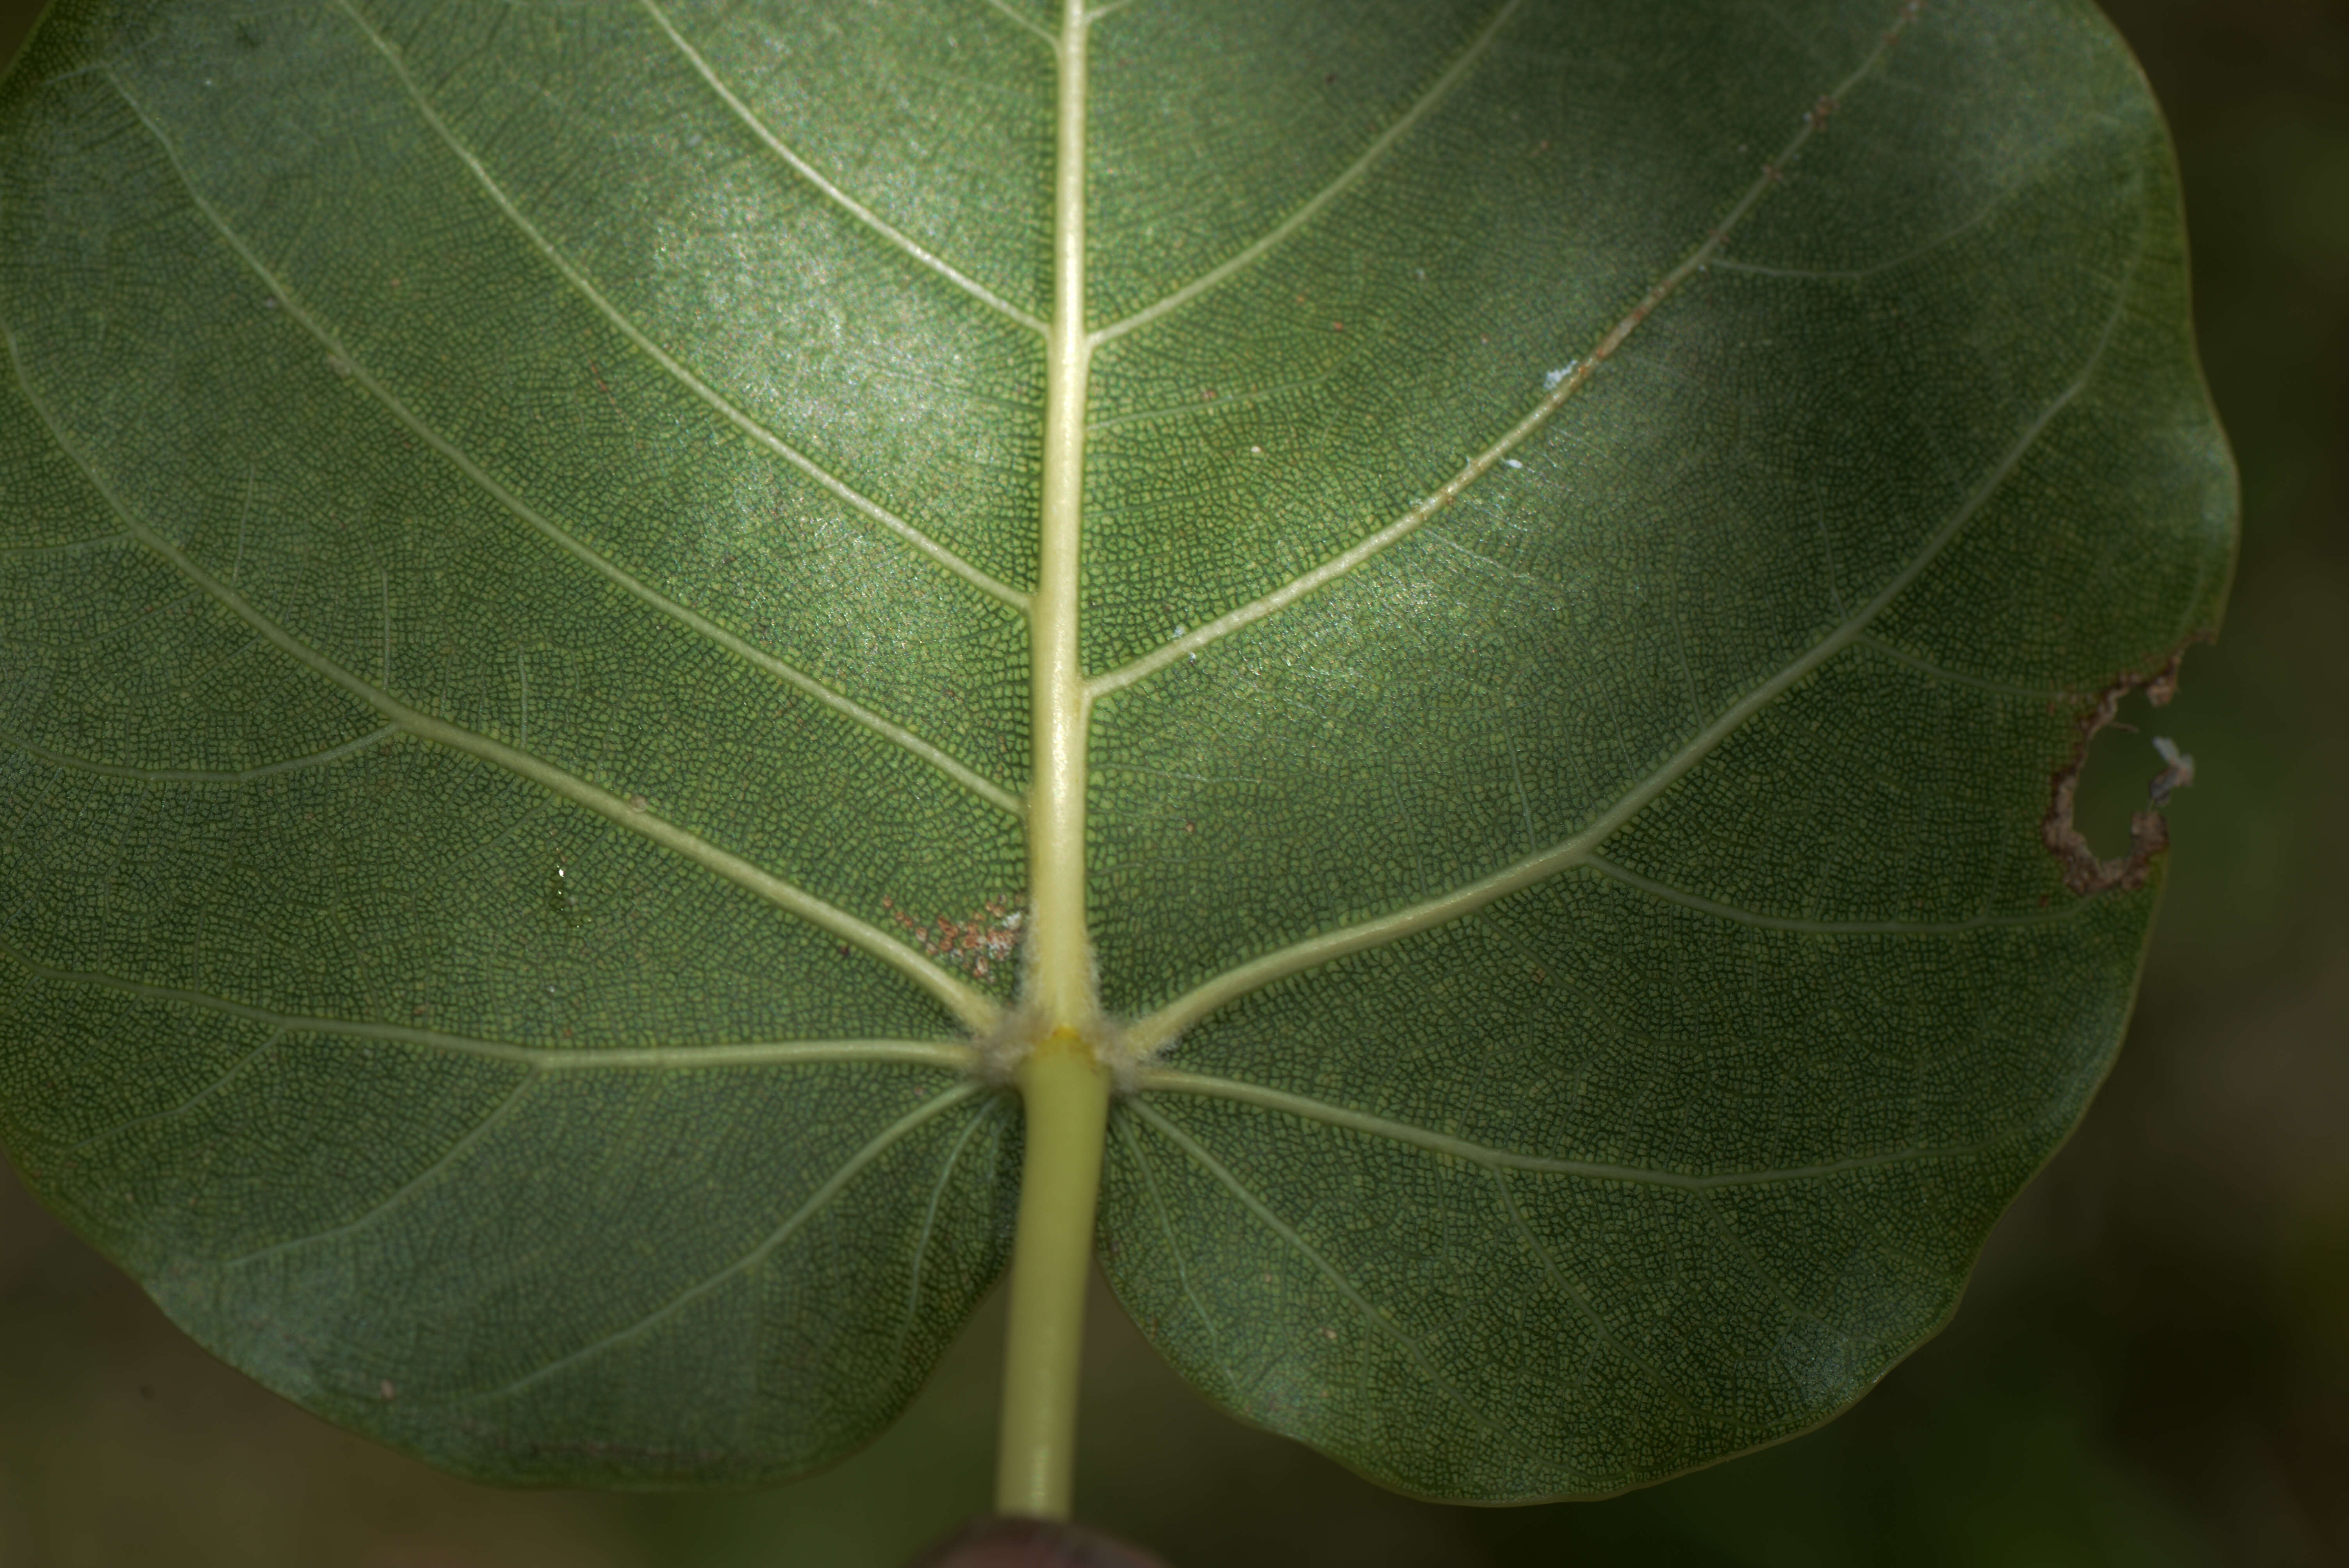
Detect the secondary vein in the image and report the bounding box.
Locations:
[221,1071,545,1268]
[977,0,1060,49]
[0,938,979,1074]
[1121,256,2135,1053]
[1126,1098,1527,1450]
[2,725,401,785]
[1087,1,1925,700]
[327,2,1034,612]
[462,1081,985,1404]
[103,67,1025,817]
[635,0,1050,334]
[1087,0,1529,347]
[1,324,1004,1034]
[1584,855,2093,936]
[1135,1070,2048,1190]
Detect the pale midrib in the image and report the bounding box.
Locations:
[465,1081,985,1404]
[1125,1097,1529,1454]
[635,0,1050,335]
[1,328,1002,1034]
[1022,0,1096,1028]
[1135,1070,2050,1191]
[108,71,1020,819]
[1085,0,1529,349]
[1123,260,2135,1054]
[1087,9,1922,702]
[0,938,976,1075]
[2,724,401,784]
[326,2,1032,614]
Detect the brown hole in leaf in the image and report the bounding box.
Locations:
[2041,638,2206,897]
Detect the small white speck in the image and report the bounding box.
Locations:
[1503,458,1524,470]
[1170,624,1188,639]
[1544,361,1579,390]
[2149,736,2196,805]
[1249,445,1263,454]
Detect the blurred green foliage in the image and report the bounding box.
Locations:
[2,0,2342,1562]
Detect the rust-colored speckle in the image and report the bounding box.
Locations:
[883,894,1025,981]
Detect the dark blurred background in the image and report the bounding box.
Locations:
[2,0,2341,1562]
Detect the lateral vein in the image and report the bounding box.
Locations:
[978,0,1061,48]
[0,531,132,557]
[1122,263,2133,1051]
[1492,1169,1704,1416]
[1125,1097,1530,1452]
[65,1028,288,1155]
[325,4,1033,611]
[1136,1071,2048,1190]
[1710,180,2020,282]
[893,1098,1005,1359]
[222,1071,544,1268]
[101,72,1023,812]
[1853,632,2077,702]
[1087,3,1925,699]
[635,0,1050,333]
[1087,0,1529,347]
[1111,1111,1228,1361]
[0,326,1003,1033]
[0,937,978,1073]
[2,725,402,785]
[463,1082,985,1403]
[1584,855,2092,936]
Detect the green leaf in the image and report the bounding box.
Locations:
[0,0,2233,1506]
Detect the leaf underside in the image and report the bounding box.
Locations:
[0,0,2233,1500]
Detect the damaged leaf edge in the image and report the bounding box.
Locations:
[2040,635,2208,898]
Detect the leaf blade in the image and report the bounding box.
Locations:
[1087,0,2233,1499]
